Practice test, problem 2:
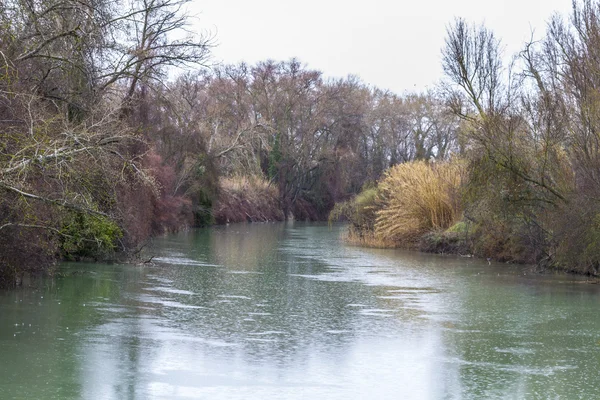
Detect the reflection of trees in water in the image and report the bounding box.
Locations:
[0,264,152,398]
[64,266,149,398]
[203,223,369,366]
[0,226,445,396]
[198,223,387,366]
[200,223,443,371]
[0,281,82,398]
[209,223,285,270]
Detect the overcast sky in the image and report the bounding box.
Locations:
[190,0,573,94]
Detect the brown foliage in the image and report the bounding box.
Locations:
[144,150,193,234]
[213,176,284,223]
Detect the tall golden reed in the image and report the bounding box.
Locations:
[375,160,464,243]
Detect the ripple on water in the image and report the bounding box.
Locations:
[152,257,221,268]
[146,287,196,296]
[443,356,578,376]
[358,309,394,317]
[218,295,252,300]
[494,347,537,355]
[146,276,174,284]
[136,294,205,309]
[227,271,264,275]
[247,331,285,336]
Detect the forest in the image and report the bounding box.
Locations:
[2,0,600,286]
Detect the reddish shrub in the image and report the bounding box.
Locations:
[213,176,285,223]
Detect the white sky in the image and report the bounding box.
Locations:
[190,0,574,94]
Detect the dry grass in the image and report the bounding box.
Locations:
[375,160,464,244]
[213,175,284,223]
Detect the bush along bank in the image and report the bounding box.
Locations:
[330,158,600,276]
[213,176,285,223]
[331,159,467,251]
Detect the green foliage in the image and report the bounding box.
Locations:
[193,189,214,227]
[184,153,218,227]
[419,230,471,255]
[446,221,469,233]
[329,186,380,232]
[60,213,123,261]
[552,207,600,274]
[581,215,600,273]
[460,151,558,264]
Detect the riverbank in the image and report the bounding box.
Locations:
[330,158,600,276]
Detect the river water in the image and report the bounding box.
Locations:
[1,222,600,399]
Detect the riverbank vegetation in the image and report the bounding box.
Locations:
[213,176,284,223]
[4,0,600,285]
[330,160,466,248]
[331,0,600,275]
[0,0,462,286]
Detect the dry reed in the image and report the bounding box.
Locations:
[375,160,464,243]
[213,175,284,223]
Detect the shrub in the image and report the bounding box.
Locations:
[213,175,284,223]
[329,185,380,231]
[59,212,123,261]
[419,231,471,255]
[329,184,394,247]
[550,198,600,274]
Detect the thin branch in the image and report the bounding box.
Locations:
[0,182,110,217]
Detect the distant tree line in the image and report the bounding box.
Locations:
[155,61,461,221]
[0,0,462,285]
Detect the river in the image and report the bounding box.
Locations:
[1,222,599,399]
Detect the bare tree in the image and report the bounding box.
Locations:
[442,18,503,118]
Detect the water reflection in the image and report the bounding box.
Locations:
[1,222,600,399]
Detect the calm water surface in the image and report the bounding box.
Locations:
[2,222,600,399]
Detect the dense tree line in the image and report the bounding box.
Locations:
[0,0,461,285]
[155,61,460,221]
[9,0,599,283]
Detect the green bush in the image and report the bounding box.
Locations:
[60,213,123,261]
[329,185,380,232]
[446,221,469,233]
